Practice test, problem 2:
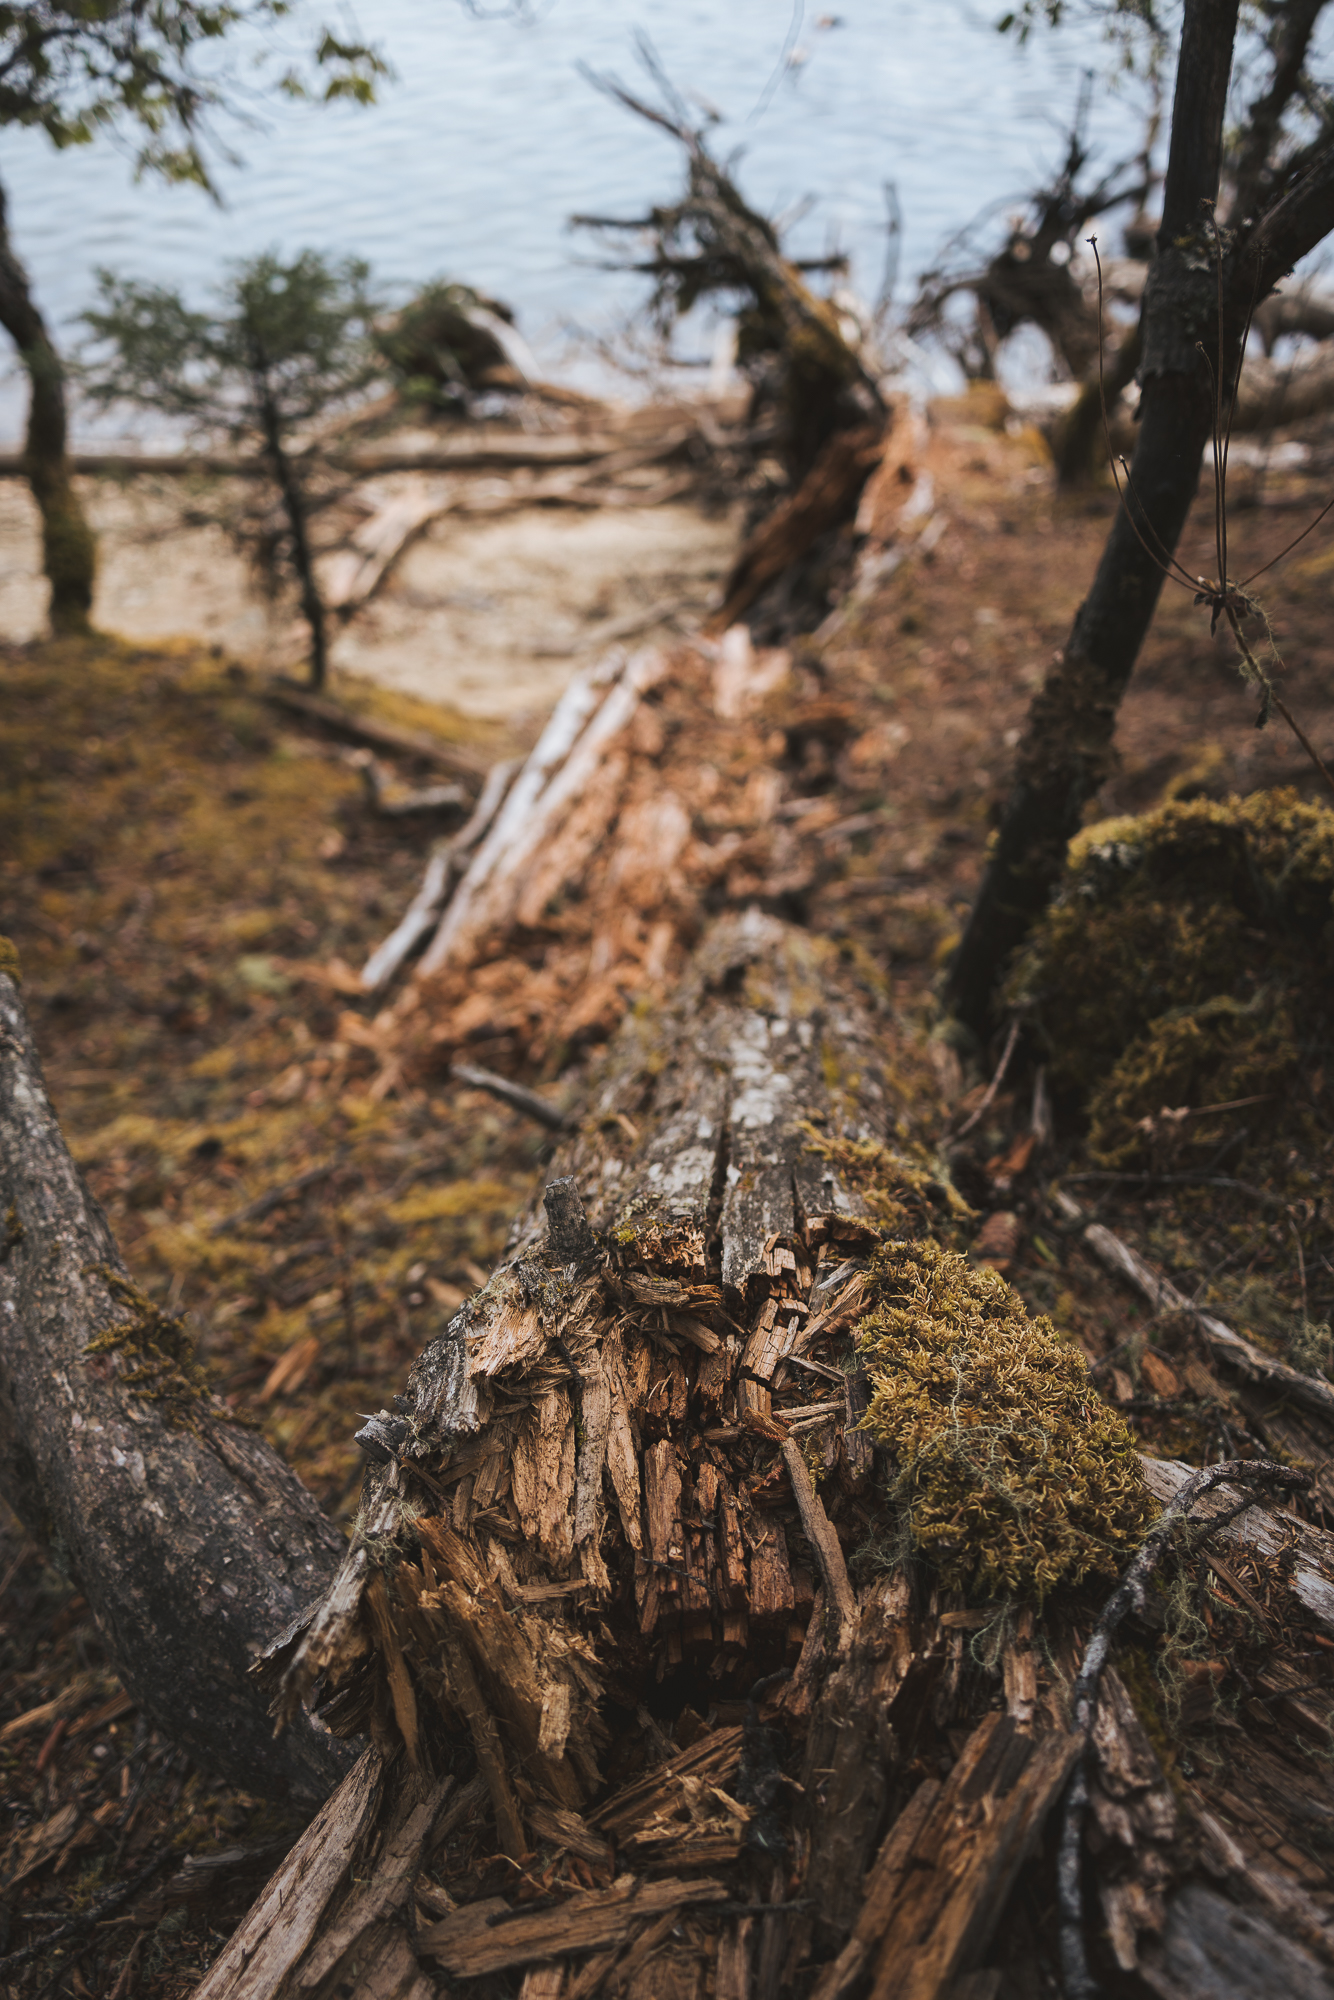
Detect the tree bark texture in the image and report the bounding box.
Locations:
[0,179,96,634]
[0,967,353,1804]
[943,0,1257,1041]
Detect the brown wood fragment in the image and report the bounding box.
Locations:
[781,1439,857,1650]
[864,1714,1079,2000]
[417,1875,728,1977]
[746,1512,794,1619]
[802,1570,923,1949]
[436,1625,526,1860]
[191,1751,385,2000]
[808,1778,942,2000]
[364,1574,420,1768]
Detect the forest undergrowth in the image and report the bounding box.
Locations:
[7,393,1334,1994]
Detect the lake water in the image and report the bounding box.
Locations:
[0,1,1154,437]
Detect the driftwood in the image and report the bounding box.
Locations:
[0,966,351,1804]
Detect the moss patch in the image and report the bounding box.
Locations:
[855,1239,1155,1601]
[1006,790,1334,1170]
[85,1266,211,1426]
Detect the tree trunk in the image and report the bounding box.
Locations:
[944,0,1242,1039]
[0,963,353,1805]
[258,384,329,690]
[0,178,96,635]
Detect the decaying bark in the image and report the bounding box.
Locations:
[0,967,352,1804]
[187,910,1096,2000]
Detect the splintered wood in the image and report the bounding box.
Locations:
[205,913,1334,2000]
[346,628,844,1084]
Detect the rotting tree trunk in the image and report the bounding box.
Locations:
[946,0,1243,1039]
[188,906,1334,2000]
[193,911,1089,2000]
[0,177,96,635]
[0,965,353,1805]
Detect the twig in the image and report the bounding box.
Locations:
[780,1439,857,1650]
[1058,1457,1311,2000]
[1055,1188,1334,1424]
[451,1062,570,1133]
[262,680,488,784]
[211,1155,346,1236]
[0,1844,175,1977]
[955,1018,1021,1138]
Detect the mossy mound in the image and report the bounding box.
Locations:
[855,1240,1155,1601]
[1006,790,1334,1168]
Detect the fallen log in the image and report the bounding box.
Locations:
[0,961,352,1804]
[193,909,1174,2000]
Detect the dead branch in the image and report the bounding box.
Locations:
[450,1061,570,1133]
[261,680,489,785]
[1056,1189,1334,1425]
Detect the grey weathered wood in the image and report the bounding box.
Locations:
[0,968,351,1803]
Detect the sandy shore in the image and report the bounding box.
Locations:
[0,469,738,726]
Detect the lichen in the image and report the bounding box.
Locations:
[1006,789,1334,1169]
[84,1266,211,1426]
[854,1239,1156,1602]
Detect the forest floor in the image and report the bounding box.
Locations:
[5,387,1334,1996]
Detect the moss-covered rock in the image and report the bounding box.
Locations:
[1006,790,1334,1167]
[855,1240,1156,1601]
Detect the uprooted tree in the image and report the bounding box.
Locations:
[945,0,1334,1041]
[0,2,384,634]
[573,44,889,635]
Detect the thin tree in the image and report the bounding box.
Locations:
[0,4,384,635]
[946,0,1334,1039]
[81,252,382,688]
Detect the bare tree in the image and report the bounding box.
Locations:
[946,0,1334,1039]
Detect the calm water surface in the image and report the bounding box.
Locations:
[0,1,1149,434]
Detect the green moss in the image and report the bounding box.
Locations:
[1007,790,1334,1169]
[0,934,21,985]
[854,1240,1156,1602]
[85,1266,211,1426]
[802,1129,971,1237]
